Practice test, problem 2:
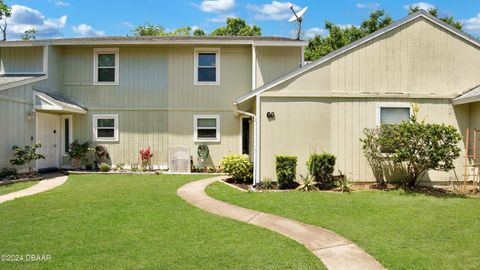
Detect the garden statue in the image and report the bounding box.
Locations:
[95,145,110,165]
[197,144,209,171]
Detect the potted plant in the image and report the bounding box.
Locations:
[67,140,91,169]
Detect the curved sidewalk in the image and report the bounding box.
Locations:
[177,176,385,270]
[0,173,68,204]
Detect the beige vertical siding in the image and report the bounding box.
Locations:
[0,47,44,73]
[168,111,240,167]
[260,97,332,181]
[62,47,169,107]
[168,46,251,108]
[260,97,469,182]
[0,83,36,169]
[256,46,302,87]
[331,18,480,94]
[73,110,169,167]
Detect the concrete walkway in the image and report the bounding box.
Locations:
[177,177,385,270]
[0,173,68,204]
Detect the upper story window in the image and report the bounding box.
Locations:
[94,48,119,85]
[194,48,220,85]
[377,103,411,126]
[93,114,119,142]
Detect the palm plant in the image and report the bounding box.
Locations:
[296,174,318,192]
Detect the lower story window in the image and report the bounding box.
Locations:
[378,105,411,125]
[194,115,220,142]
[93,114,119,142]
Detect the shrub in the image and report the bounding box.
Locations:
[307,152,336,186]
[220,154,253,182]
[10,143,45,174]
[360,104,462,187]
[67,140,91,161]
[336,175,352,193]
[296,174,318,192]
[258,177,274,190]
[98,163,111,172]
[275,155,297,189]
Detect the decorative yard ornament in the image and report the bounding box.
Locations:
[95,145,110,165]
[197,144,209,171]
[287,3,308,40]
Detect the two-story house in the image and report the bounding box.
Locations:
[2,11,480,185]
[0,35,305,177]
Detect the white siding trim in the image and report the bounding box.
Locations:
[93,114,119,142]
[193,48,220,85]
[193,114,221,142]
[93,48,119,86]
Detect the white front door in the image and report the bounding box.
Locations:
[36,112,61,169]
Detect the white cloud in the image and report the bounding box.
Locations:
[356,3,380,9]
[72,24,105,37]
[7,5,67,39]
[121,21,135,29]
[302,27,328,38]
[403,2,435,11]
[248,1,300,21]
[197,0,235,13]
[49,0,70,7]
[462,13,480,34]
[208,13,236,22]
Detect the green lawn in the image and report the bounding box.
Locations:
[207,182,480,270]
[0,181,37,195]
[0,174,324,270]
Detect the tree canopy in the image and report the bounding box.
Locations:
[0,0,11,41]
[21,28,37,40]
[132,17,261,37]
[210,18,261,36]
[408,6,462,30]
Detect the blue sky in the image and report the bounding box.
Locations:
[4,0,480,39]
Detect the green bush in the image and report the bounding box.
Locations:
[275,155,297,189]
[10,143,45,174]
[307,152,336,186]
[67,140,91,161]
[220,154,253,182]
[98,163,111,172]
[360,104,462,187]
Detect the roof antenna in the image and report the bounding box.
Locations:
[288,3,308,40]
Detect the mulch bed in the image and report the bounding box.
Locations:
[0,174,44,186]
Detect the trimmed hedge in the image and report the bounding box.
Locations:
[275,155,297,189]
[220,154,253,182]
[306,152,336,185]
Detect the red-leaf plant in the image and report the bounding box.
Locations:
[139,147,154,171]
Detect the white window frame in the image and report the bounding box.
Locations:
[193,114,221,142]
[60,115,73,156]
[93,114,119,142]
[375,103,412,127]
[194,48,220,85]
[93,48,119,85]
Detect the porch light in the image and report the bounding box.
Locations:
[27,110,35,121]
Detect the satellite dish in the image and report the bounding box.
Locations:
[288,5,308,40]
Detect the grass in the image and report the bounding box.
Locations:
[206,182,480,270]
[0,181,38,195]
[0,174,324,270]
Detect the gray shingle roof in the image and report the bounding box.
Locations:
[452,85,480,105]
[33,88,88,111]
[0,74,45,86]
